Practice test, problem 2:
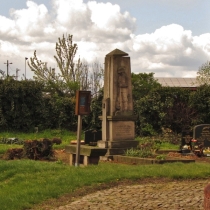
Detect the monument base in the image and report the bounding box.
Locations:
[97,139,139,156]
[65,145,107,166]
[97,140,138,148]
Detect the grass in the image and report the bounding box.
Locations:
[0,129,79,155]
[159,141,179,150]
[0,130,208,209]
[135,136,180,150]
[0,160,210,210]
[0,144,22,156]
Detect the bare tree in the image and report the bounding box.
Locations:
[28,34,104,96]
[28,35,82,95]
[89,60,104,96]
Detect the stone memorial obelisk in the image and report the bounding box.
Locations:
[98,49,138,156]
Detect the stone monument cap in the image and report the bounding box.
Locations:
[106,49,128,57]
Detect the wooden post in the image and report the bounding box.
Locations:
[204,183,210,209]
[75,115,82,167]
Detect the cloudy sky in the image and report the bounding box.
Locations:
[0,0,210,79]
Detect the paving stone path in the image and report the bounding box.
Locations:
[54,179,209,210]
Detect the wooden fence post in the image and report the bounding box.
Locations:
[204,183,210,209]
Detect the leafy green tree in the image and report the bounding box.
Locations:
[131,73,161,136]
[131,72,161,101]
[134,83,198,136]
[159,87,197,133]
[189,84,210,124]
[196,61,210,85]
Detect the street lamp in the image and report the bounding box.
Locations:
[25,57,28,80]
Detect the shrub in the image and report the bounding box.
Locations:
[3,148,24,160]
[23,138,61,160]
[124,147,153,158]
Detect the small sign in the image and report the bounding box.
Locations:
[75,91,91,115]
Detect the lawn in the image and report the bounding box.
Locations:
[0,159,210,210]
[0,129,78,155]
[0,130,209,210]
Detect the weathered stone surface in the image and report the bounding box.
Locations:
[65,145,107,156]
[193,124,210,147]
[98,49,138,155]
[109,121,135,141]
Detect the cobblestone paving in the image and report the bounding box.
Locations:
[54,179,209,210]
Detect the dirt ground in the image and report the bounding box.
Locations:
[53,149,70,164]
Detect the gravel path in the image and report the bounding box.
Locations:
[53,179,209,210]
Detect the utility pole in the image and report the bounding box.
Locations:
[16,68,20,80]
[4,60,12,77]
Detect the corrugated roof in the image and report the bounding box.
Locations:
[155,77,198,87]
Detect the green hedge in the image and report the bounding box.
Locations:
[0,79,77,132]
[2,78,210,136]
[0,79,44,131]
[134,85,210,136]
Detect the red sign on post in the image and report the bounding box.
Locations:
[75,91,91,115]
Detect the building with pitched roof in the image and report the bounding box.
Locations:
[155,77,199,90]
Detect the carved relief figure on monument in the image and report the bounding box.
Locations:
[116,66,129,113]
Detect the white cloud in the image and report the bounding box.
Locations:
[0,40,20,55]
[53,0,91,29]
[10,1,49,37]
[0,0,209,79]
[0,16,15,34]
[130,24,210,77]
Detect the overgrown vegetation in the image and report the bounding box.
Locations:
[125,147,154,158]
[125,137,163,158]
[124,135,180,158]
